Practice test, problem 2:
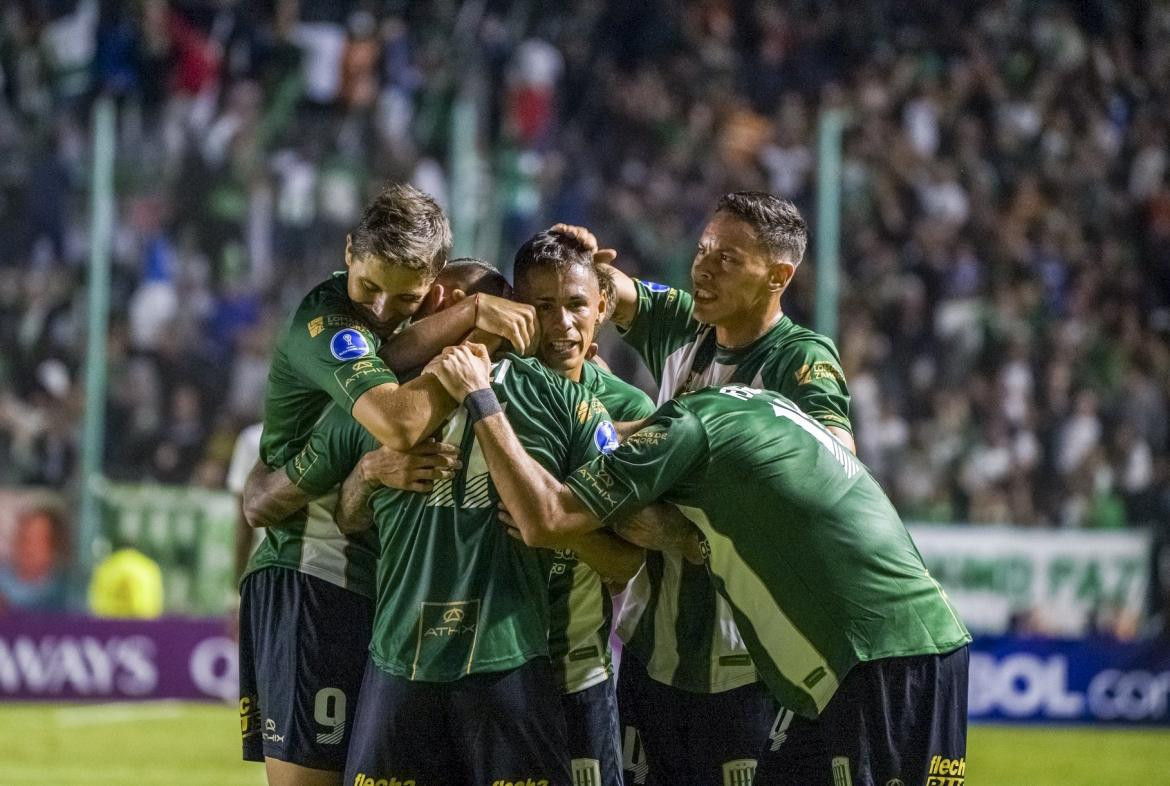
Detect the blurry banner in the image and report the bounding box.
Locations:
[910,525,1150,635]
[969,636,1170,726]
[0,615,235,701]
[94,482,238,615]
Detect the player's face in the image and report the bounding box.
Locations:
[690,213,774,326]
[516,263,604,381]
[346,251,435,338]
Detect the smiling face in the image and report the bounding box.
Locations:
[515,263,606,382]
[345,239,436,338]
[689,211,787,328]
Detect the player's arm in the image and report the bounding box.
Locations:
[827,426,856,455]
[351,373,457,451]
[334,441,461,533]
[780,347,857,454]
[378,294,538,371]
[426,345,602,546]
[242,459,313,529]
[428,344,702,550]
[550,223,636,328]
[612,504,705,564]
[562,531,644,586]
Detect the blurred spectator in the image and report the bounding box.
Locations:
[0,508,68,613]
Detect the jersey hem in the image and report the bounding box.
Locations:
[239,561,374,600]
[369,648,550,683]
[559,666,613,695]
[854,634,973,664]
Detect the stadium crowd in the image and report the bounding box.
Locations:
[0,0,1167,530]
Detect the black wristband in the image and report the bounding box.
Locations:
[464,387,502,424]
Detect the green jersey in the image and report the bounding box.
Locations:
[617,279,853,692]
[260,272,398,468]
[549,362,655,694]
[290,354,617,683]
[567,385,969,718]
[245,273,395,597]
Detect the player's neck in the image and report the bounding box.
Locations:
[715,302,784,349]
[561,364,584,383]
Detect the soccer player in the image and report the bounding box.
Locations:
[278,349,621,786]
[513,230,655,786]
[426,348,972,786]
[555,191,854,783]
[242,184,531,786]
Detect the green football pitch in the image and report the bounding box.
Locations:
[1,702,1166,785]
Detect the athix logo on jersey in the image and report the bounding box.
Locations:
[594,421,619,454]
[330,328,371,361]
[262,718,285,744]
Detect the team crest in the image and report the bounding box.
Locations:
[330,328,371,361]
[594,421,619,454]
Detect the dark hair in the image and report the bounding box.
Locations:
[441,258,511,299]
[350,183,452,277]
[715,191,807,266]
[513,230,615,309]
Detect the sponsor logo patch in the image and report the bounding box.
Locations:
[308,316,324,337]
[351,774,417,786]
[571,758,602,786]
[926,755,965,785]
[795,360,845,386]
[722,759,756,786]
[832,756,853,786]
[330,328,371,361]
[576,397,607,423]
[594,421,619,454]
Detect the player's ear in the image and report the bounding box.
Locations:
[768,260,795,294]
[420,283,445,314]
[344,235,354,268]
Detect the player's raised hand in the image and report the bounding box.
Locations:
[359,439,462,493]
[550,223,617,266]
[473,294,538,355]
[425,343,493,401]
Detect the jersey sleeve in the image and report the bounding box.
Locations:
[616,279,701,384]
[284,405,374,496]
[565,401,708,525]
[285,306,399,411]
[770,340,853,434]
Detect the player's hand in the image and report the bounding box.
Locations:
[473,294,538,355]
[550,223,617,266]
[497,505,524,541]
[425,343,494,402]
[360,439,461,493]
